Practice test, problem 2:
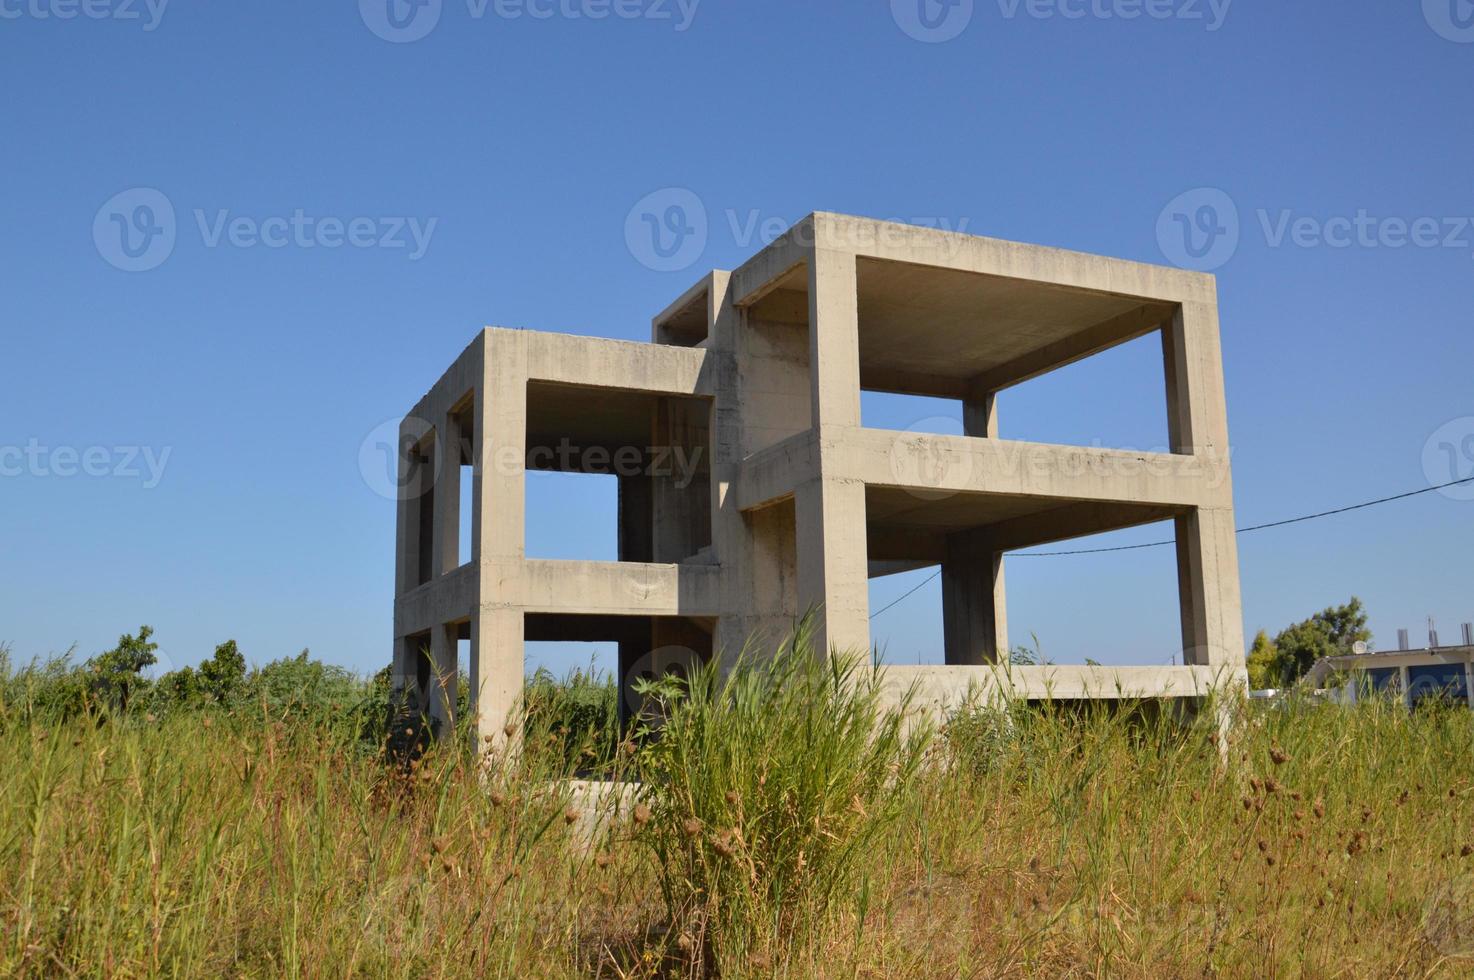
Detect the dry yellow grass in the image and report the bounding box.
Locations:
[3,668,1472,977]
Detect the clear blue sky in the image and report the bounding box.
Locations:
[3,1,1472,678]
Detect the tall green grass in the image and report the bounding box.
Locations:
[3,636,1473,977]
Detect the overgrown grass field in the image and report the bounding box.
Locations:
[3,635,1473,977]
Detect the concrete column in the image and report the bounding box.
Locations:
[1173,507,1243,667]
[1163,303,1245,671]
[652,397,711,563]
[942,530,1007,665]
[795,478,870,657]
[470,606,522,750]
[951,390,1007,665]
[430,412,461,577]
[428,622,458,738]
[806,247,862,430]
[477,336,526,563]
[617,474,653,563]
[395,441,431,594]
[962,389,999,439]
[473,335,527,747]
[391,634,417,696]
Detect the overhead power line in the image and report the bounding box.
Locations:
[869,474,1474,620]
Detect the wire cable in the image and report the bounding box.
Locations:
[869,474,1474,618]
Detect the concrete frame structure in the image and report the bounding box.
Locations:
[391,212,1247,742]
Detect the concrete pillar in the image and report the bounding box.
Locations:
[652,397,711,563]
[795,478,870,657]
[942,530,1007,665]
[395,440,431,594]
[1163,303,1244,670]
[617,474,653,563]
[473,335,527,745]
[948,390,1008,665]
[391,633,417,697]
[806,247,862,430]
[470,606,522,750]
[430,413,461,577]
[477,336,526,563]
[428,622,458,738]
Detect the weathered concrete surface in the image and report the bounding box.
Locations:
[391,213,1249,742]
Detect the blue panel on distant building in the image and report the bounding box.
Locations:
[1407,664,1469,708]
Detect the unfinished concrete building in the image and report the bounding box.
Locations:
[391,212,1247,740]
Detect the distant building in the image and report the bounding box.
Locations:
[1305,624,1474,709]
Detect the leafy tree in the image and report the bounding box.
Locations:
[1246,629,1281,689]
[1255,597,1371,687]
[87,625,158,713]
[199,640,246,703]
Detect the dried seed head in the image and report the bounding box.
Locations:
[596,852,611,868]
[683,817,703,838]
[1462,844,1473,858]
[1269,746,1289,766]
[724,790,739,806]
[1264,777,1281,794]
[503,722,516,738]
[489,789,506,807]
[564,807,580,826]
[632,804,652,826]
[1313,798,1325,819]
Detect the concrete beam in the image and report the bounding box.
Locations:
[881,663,1241,716]
[729,217,814,308]
[811,211,1216,306]
[734,430,819,512]
[510,559,723,618]
[988,500,1184,553]
[968,303,1173,394]
[505,328,716,397]
[830,429,1232,509]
